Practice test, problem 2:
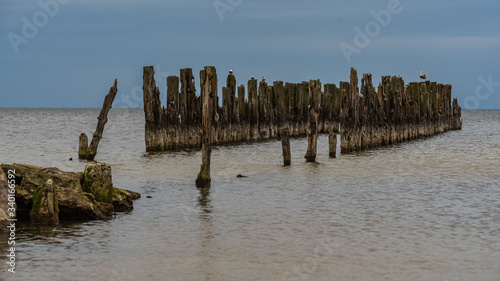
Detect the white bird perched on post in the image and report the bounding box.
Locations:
[262,77,266,82]
[229,69,233,75]
[420,71,426,81]
[251,76,254,80]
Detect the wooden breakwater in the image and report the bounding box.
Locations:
[143,66,462,153]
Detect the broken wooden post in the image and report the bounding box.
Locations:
[248,77,259,141]
[30,179,59,225]
[280,128,291,166]
[86,79,118,161]
[78,133,89,159]
[305,79,321,162]
[79,79,118,160]
[329,130,337,158]
[196,66,217,188]
[83,163,113,203]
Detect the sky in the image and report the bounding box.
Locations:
[1,0,499,109]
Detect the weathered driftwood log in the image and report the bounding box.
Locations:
[79,79,118,160]
[196,66,217,188]
[280,128,291,166]
[0,163,140,224]
[305,79,321,162]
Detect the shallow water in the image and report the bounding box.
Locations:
[0,109,499,281]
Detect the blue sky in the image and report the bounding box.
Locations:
[1,0,499,109]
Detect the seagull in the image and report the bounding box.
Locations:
[251,76,254,80]
[229,69,233,74]
[262,77,266,82]
[420,71,426,81]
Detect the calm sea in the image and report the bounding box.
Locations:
[0,109,499,281]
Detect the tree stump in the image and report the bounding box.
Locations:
[83,163,113,203]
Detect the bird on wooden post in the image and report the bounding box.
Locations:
[420,71,426,81]
[229,69,233,75]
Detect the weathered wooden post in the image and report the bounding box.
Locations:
[143,66,164,152]
[280,128,291,165]
[87,79,118,161]
[78,133,89,159]
[248,77,259,141]
[166,76,180,123]
[79,79,118,160]
[329,130,337,158]
[305,79,321,162]
[196,66,217,188]
[30,179,59,225]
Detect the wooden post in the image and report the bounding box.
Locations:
[85,79,118,161]
[78,133,89,159]
[281,128,291,166]
[143,66,164,152]
[166,76,179,123]
[329,130,337,158]
[305,79,321,162]
[248,77,259,140]
[196,66,217,188]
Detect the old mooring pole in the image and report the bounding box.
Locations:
[280,128,291,166]
[196,66,217,188]
[79,79,118,160]
[329,130,337,158]
[304,79,321,162]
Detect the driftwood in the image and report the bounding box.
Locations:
[79,79,118,160]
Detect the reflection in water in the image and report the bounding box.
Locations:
[197,187,215,281]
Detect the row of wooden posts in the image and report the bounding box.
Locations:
[142,66,463,188]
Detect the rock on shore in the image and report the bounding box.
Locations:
[0,163,140,230]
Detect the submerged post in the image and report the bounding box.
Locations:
[280,128,291,166]
[196,66,217,188]
[305,79,321,162]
